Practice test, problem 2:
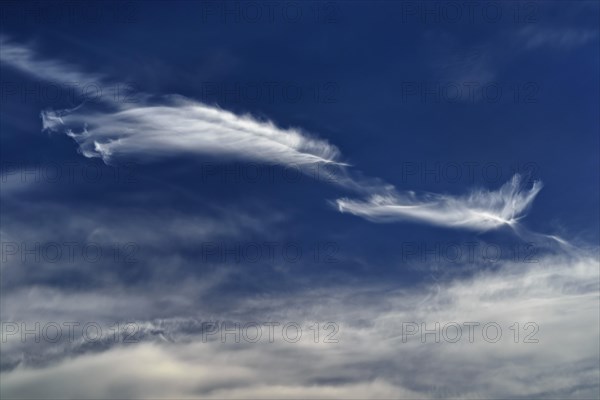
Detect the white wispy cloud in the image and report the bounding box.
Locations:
[336,174,543,231]
[0,36,103,85]
[40,97,344,167]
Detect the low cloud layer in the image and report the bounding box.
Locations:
[2,252,598,399]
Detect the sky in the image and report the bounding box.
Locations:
[0,1,599,399]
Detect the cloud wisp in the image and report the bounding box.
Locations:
[0,36,103,85]
[40,97,345,167]
[336,174,543,231]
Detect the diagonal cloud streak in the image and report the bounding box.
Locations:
[0,36,103,85]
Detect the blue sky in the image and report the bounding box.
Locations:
[0,1,599,399]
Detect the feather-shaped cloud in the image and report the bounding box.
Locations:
[336,175,543,231]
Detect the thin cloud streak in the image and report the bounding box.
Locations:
[0,36,104,87]
[336,174,543,231]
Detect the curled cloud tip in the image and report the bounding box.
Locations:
[40,110,64,132]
